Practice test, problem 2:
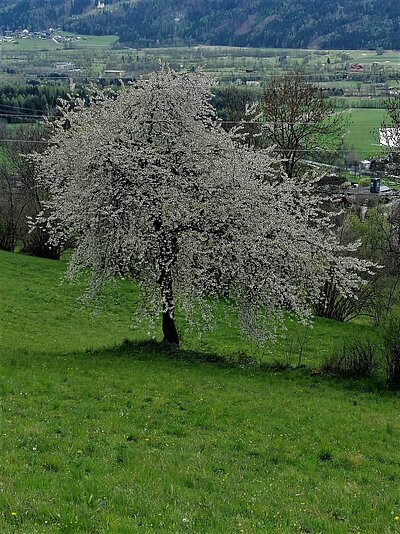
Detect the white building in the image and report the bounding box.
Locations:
[379,128,400,148]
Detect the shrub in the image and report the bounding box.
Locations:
[315,276,375,322]
[322,338,376,377]
[366,278,400,327]
[381,313,400,386]
[358,177,370,187]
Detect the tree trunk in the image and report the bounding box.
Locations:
[158,231,179,347]
[162,308,179,346]
[161,273,179,346]
[0,224,17,252]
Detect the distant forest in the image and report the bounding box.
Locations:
[1,0,399,50]
[0,82,74,122]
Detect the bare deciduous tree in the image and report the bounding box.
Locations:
[261,72,347,178]
[0,124,62,257]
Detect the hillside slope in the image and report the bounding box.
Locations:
[1,0,399,50]
[0,250,399,534]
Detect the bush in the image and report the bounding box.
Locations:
[381,313,400,386]
[358,177,370,187]
[322,338,376,377]
[366,278,400,327]
[315,275,375,322]
[21,227,62,260]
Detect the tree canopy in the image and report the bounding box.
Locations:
[34,66,371,345]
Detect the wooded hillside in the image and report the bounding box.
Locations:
[1,0,399,50]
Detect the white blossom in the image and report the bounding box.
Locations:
[33,65,372,345]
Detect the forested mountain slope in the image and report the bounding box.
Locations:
[1,0,399,50]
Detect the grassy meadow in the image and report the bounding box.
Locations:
[0,34,117,52]
[345,108,388,160]
[2,250,400,533]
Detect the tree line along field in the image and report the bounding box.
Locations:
[2,250,400,534]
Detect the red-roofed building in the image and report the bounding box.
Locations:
[349,63,364,73]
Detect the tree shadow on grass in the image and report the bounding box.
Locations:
[84,338,393,396]
[101,338,257,368]
[3,338,392,395]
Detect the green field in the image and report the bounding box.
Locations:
[344,108,388,159]
[0,38,62,52]
[0,34,117,52]
[2,250,400,533]
[62,35,118,48]
[350,50,400,67]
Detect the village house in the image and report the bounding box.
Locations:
[387,87,400,97]
[104,69,127,78]
[348,63,364,73]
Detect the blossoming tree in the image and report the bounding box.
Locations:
[34,66,371,346]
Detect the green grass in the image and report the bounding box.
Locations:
[61,34,119,47]
[2,250,400,533]
[0,250,374,365]
[350,50,400,67]
[0,38,62,51]
[0,252,140,355]
[0,35,118,52]
[0,147,9,165]
[344,108,388,159]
